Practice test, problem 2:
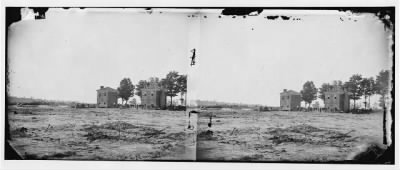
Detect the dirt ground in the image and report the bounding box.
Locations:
[7,105,196,160]
[196,109,384,162]
[7,106,385,162]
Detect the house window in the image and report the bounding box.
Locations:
[334,96,336,99]
[327,97,330,99]
[144,94,147,96]
[151,93,154,96]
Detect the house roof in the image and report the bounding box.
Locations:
[142,88,164,91]
[144,81,163,90]
[97,87,118,92]
[325,90,350,95]
[325,85,349,94]
[281,90,301,95]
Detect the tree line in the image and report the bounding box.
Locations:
[117,71,187,106]
[299,70,390,110]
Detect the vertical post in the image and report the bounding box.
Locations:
[5,111,10,140]
[185,88,187,108]
[119,123,121,141]
[383,106,387,145]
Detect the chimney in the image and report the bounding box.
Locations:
[283,89,287,92]
[100,86,104,89]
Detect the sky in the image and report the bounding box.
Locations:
[8,8,393,106]
[8,8,193,103]
[187,10,392,106]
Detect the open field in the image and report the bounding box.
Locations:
[196,109,385,162]
[7,106,196,160]
[7,105,386,162]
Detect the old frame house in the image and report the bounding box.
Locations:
[141,82,167,109]
[280,89,302,111]
[324,85,350,113]
[97,86,118,108]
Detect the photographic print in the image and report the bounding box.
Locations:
[4,6,395,165]
[6,8,194,160]
[186,8,394,163]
